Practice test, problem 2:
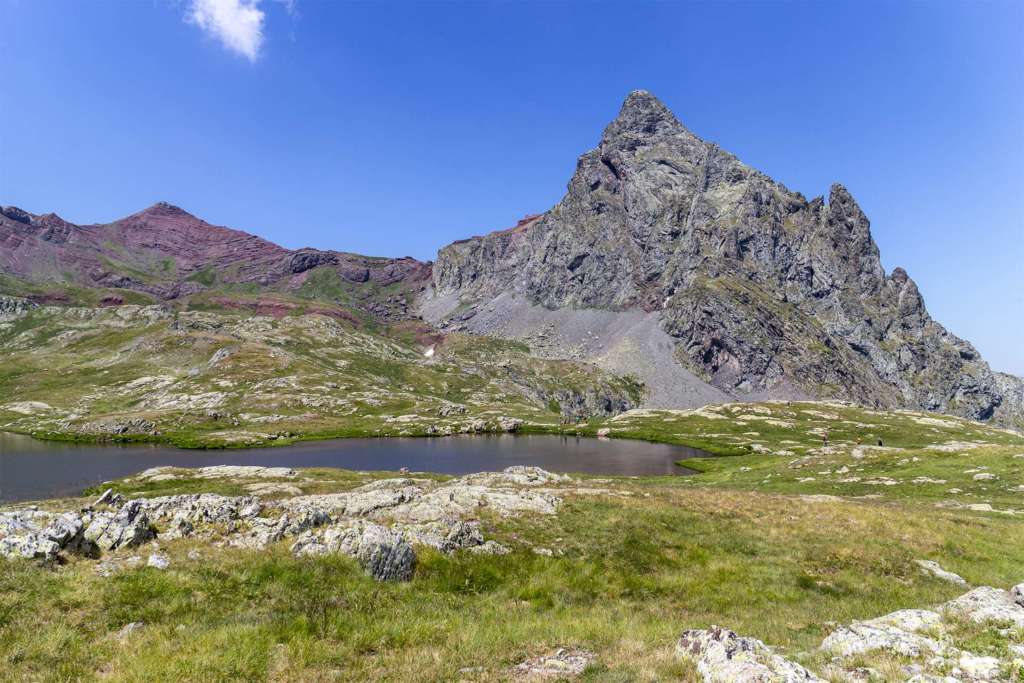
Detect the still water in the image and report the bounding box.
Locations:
[0,432,710,504]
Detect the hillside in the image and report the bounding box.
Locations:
[0,202,429,322]
[0,300,639,447]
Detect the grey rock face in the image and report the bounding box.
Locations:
[994,372,1024,426]
[83,500,154,551]
[430,90,1016,421]
[0,295,37,320]
[291,522,416,582]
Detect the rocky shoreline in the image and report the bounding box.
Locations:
[0,466,578,581]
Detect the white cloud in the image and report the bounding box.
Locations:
[187,0,265,62]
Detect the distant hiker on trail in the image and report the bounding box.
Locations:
[877,438,883,447]
[822,428,829,447]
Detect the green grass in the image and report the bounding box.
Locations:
[2,476,1023,681]
[2,303,1023,680]
[185,266,218,287]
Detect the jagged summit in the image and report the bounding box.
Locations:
[602,89,696,146]
[428,91,1020,422]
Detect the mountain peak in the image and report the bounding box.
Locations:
[139,201,193,218]
[603,89,689,141]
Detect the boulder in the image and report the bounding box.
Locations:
[0,533,60,562]
[676,626,823,682]
[821,610,945,658]
[1011,583,1024,608]
[942,586,1024,627]
[83,500,153,551]
[915,559,967,586]
[510,648,595,679]
[291,522,415,581]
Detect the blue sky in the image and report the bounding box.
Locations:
[1,0,1021,374]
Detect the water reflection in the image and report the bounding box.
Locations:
[0,432,710,504]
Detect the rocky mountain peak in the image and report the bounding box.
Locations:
[427,90,1017,423]
[601,89,694,144]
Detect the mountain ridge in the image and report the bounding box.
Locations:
[2,90,1021,424]
[425,90,1023,423]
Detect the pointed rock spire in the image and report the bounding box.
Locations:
[602,89,690,141]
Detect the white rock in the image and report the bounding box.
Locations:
[821,609,945,658]
[677,626,823,682]
[147,553,169,570]
[916,560,968,586]
[1010,583,1024,607]
[942,586,1024,627]
[957,652,1000,680]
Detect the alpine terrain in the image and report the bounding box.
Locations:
[425,91,1023,425]
[2,91,1021,444]
[2,92,1024,683]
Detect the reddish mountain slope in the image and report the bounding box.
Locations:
[0,202,430,317]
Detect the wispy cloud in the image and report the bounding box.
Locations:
[187,0,266,62]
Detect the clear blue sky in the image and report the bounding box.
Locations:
[1,0,1021,374]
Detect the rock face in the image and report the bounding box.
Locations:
[427,90,1018,421]
[291,522,416,582]
[83,500,154,551]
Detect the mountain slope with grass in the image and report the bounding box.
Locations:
[0,299,641,446]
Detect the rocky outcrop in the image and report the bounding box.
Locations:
[0,467,586,583]
[291,522,416,581]
[83,500,154,551]
[680,581,1024,682]
[428,90,1019,422]
[676,626,822,682]
[0,295,36,320]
